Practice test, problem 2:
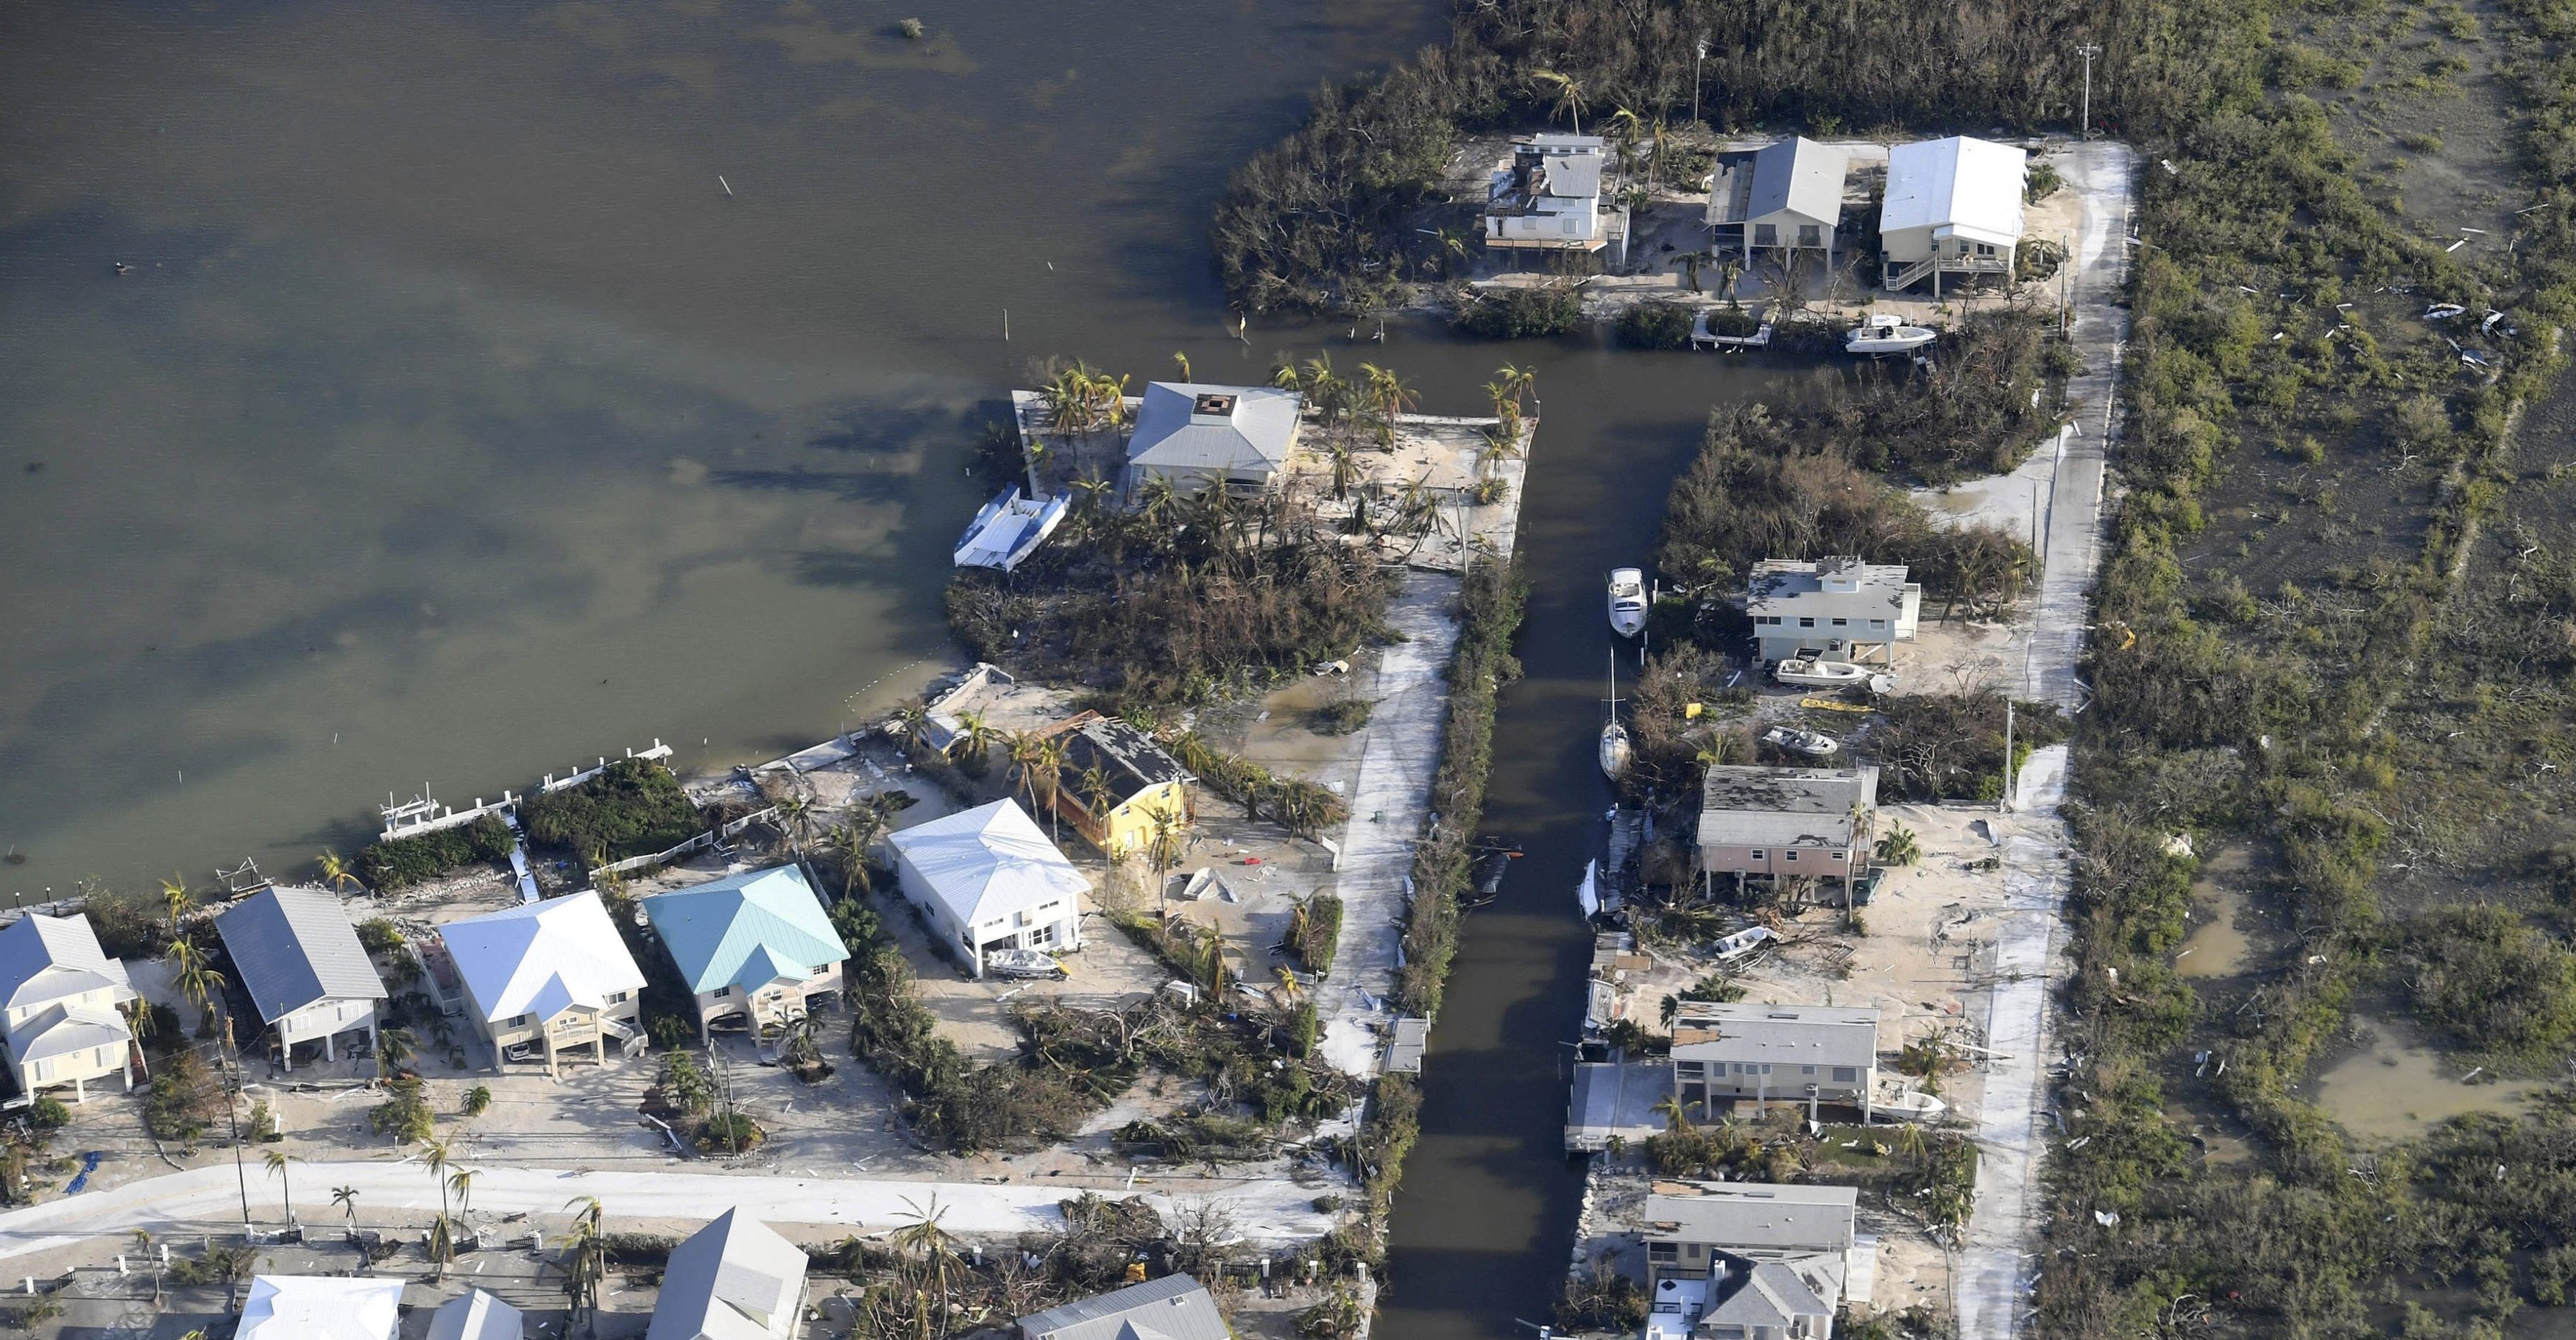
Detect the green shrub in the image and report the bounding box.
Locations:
[26,1098,67,1130]
[518,759,703,861]
[2399,904,2576,1066]
[1453,286,1583,340]
[144,1052,222,1142]
[356,814,514,890]
[1291,893,1344,976]
[1615,299,1696,350]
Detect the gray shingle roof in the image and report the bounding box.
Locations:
[215,887,389,1025]
[1017,1274,1228,1340]
[1747,556,1916,623]
[1707,1258,1830,1327]
[1050,715,1193,809]
[1745,137,1846,225]
[1696,765,1878,848]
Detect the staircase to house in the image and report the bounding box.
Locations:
[1888,255,1940,291]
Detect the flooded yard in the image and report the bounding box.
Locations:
[2314,1012,2539,1143]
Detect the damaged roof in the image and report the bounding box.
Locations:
[1697,765,1880,848]
[1047,713,1194,809]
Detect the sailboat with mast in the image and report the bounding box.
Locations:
[1599,651,1632,780]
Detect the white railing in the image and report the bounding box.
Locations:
[585,805,780,883]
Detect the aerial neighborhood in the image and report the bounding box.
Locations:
[0,9,2208,1336]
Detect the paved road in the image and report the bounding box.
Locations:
[1956,138,2135,1340]
[0,1160,1334,1266]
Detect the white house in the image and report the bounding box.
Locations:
[1878,135,2028,295]
[238,1275,406,1340]
[1747,556,1920,665]
[1123,383,1304,497]
[0,912,137,1102]
[1671,1000,1880,1121]
[888,799,1089,979]
[1642,1181,1862,1336]
[213,885,389,1071]
[1485,133,1624,256]
[648,1209,808,1340]
[1696,765,1880,899]
[440,891,646,1076]
[1709,137,1846,272]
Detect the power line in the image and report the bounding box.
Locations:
[2076,43,2104,141]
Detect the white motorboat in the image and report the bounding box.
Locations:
[1762,725,1840,757]
[953,486,1069,572]
[1606,568,1647,638]
[1772,657,1868,687]
[983,948,1065,980]
[1844,313,1937,356]
[1872,1080,1950,1124]
[1599,652,1632,780]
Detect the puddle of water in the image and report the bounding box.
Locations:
[2175,845,2256,978]
[2313,1013,2538,1142]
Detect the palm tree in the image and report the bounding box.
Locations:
[375,1027,417,1080]
[1358,363,1418,449]
[463,1085,493,1119]
[160,876,192,937]
[1077,765,1115,847]
[448,1167,477,1219]
[1659,994,1681,1031]
[560,1196,608,1332]
[1606,104,1646,174]
[332,1185,361,1233]
[422,1138,456,1274]
[890,703,932,754]
[1005,731,1047,815]
[316,851,362,894]
[1029,734,1070,842]
[949,710,999,770]
[775,793,815,856]
[1532,69,1586,135]
[263,1149,295,1227]
[1875,822,1922,867]
[891,1195,961,1327]
[1670,249,1717,293]
[1652,1093,1696,1135]
[1172,351,1192,382]
[1273,967,1303,1004]
[169,938,225,1032]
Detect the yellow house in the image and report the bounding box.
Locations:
[1042,714,1194,858]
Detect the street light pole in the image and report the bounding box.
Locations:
[1692,35,1708,128]
[2076,43,2103,140]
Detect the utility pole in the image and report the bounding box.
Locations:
[1692,35,1709,128]
[2076,43,2103,141]
[218,1019,252,1314]
[2001,698,2015,815]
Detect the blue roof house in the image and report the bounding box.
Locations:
[643,865,850,1044]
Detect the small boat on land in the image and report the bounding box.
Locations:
[1844,313,1937,356]
[1772,658,1868,687]
[983,948,1066,980]
[953,486,1069,572]
[1606,568,1647,638]
[1599,653,1632,780]
[1762,725,1841,757]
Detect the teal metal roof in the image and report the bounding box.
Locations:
[643,865,848,997]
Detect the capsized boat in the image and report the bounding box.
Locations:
[953,486,1069,572]
[983,948,1066,980]
[1772,657,1868,687]
[1762,725,1841,757]
[1844,313,1937,355]
[1607,567,1647,638]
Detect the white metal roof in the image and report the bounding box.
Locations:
[888,799,1090,931]
[238,1275,406,1340]
[648,1209,807,1340]
[1642,1182,1858,1252]
[1019,1273,1230,1340]
[1125,383,1303,480]
[428,1290,527,1340]
[1880,136,2027,248]
[8,1002,132,1065]
[441,890,645,1027]
[1745,137,1846,225]
[215,885,389,1025]
[1671,1001,1880,1070]
[0,913,132,1012]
